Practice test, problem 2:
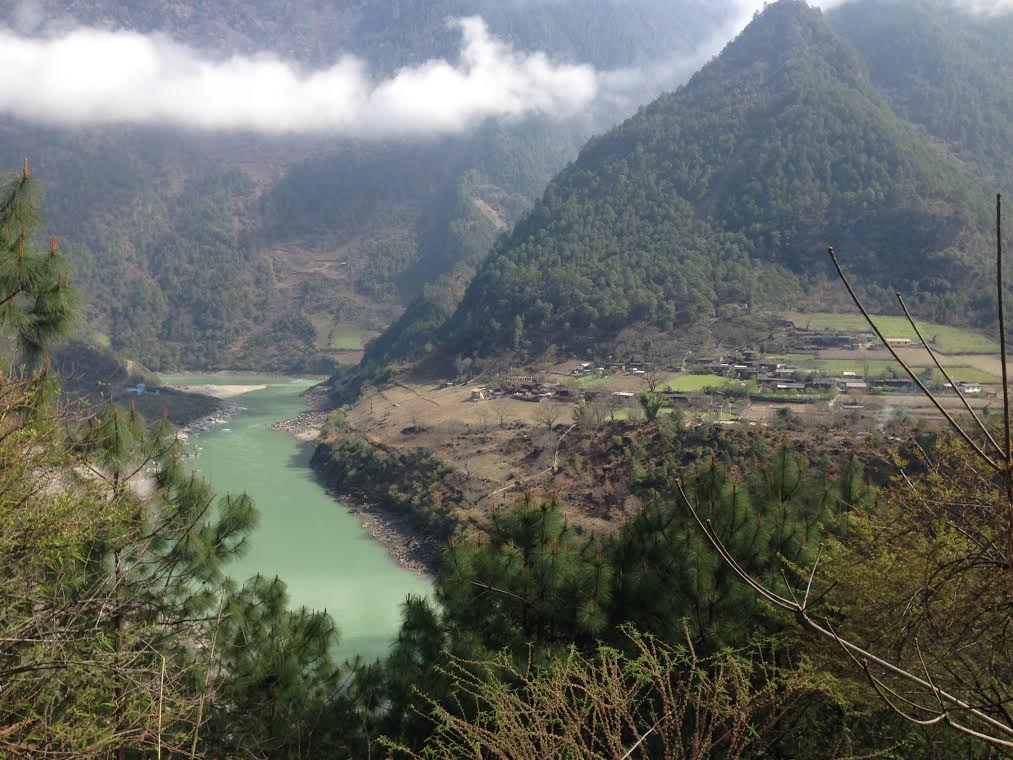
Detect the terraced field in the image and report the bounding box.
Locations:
[778,355,999,384]
[785,312,999,353]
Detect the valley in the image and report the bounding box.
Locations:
[4,0,1013,755]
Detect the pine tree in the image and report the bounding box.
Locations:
[611,448,870,649]
[60,402,260,755]
[440,495,612,650]
[0,159,77,367]
[204,574,343,757]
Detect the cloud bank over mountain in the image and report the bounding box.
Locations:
[0,0,1006,137]
[0,17,596,136]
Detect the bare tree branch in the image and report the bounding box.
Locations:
[895,291,1002,456]
[676,480,1013,748]
[826,246,1000,471]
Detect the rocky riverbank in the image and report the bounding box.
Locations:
[271,383,443,574]
[311,433,467,576]
[334,494,439,575]
[178,401,245,437]
[271,383,331,441]
[271,410,328,441]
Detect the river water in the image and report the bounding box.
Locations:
[164,375,431,662]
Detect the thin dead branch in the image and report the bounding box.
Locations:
[676,481,1013,748]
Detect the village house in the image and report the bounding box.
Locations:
[868,377,918,393]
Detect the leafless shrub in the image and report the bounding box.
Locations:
[536,403,562,430]
[390,627,829,759]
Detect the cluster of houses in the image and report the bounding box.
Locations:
[686,351,769,380]
[766,321,877,352]
[466,361,658,404]
[461,323,990,414]
[470,376,570,403]
[573,359,653,377]
[692,352,985,398]
[467,373,699,413]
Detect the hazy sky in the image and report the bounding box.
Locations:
[0,0,1006,137]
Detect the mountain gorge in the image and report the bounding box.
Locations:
[362,0,1004,372]
[0,0,732,371]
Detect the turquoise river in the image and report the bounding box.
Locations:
[164,375,431,662]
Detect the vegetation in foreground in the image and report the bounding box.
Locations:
[5,0,1013,748]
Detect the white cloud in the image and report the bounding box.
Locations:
[0,17,598,136]
[952,0,1013,12]
[0,1,1006,137]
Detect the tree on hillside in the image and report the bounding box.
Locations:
[613,447,869,650]
[0,160,77,366]
[638,391,664,421]
[441,496,612,651]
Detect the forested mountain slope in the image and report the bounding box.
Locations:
[395,0,996,365]
[0,0,730,371]
[828,0,1013,192]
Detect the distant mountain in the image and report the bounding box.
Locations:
[371,0,998,368]
[828,0,1013,192]
[0,0,731,371]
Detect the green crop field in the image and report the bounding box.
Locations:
[306,314,373,351]
[330,328,368,350]
[660,374,748,392]
[779,355,998,383]
[935,367,1001,384]
[787,313,999,353]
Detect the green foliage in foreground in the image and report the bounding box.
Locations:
[5,346,991,758]
[0,165,77,365]
[0,179,354,758]
[358,449,883,753]
[8,390,985,757]
[440,448,868,653]
[0,378,357,756]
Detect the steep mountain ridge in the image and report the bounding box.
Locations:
[828,0,1013,191]
[371,0,997,368]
